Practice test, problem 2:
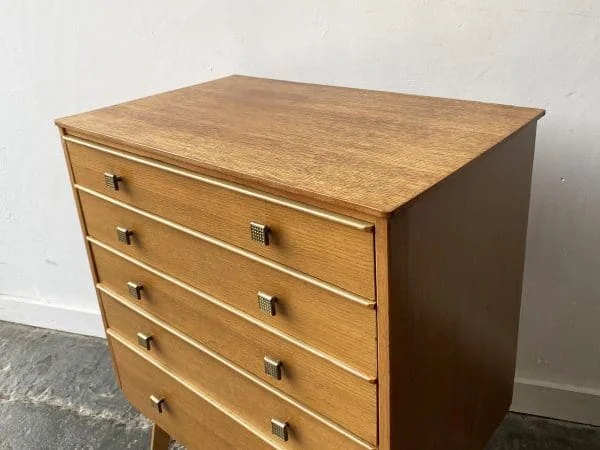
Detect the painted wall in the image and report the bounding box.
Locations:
[1,1,598,423]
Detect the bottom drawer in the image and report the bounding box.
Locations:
[109,335,274,450]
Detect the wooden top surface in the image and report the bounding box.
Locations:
[56,75,544,217]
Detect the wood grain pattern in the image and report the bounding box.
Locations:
[64,136,373,230]
[110,335,276,450]
[91,247,377,440]
[56,75,544,216]
[150,424,170,450]
[78,185,373,306]
[57,77,544,450]
[104,297,375,449]
[64,130,379,224]
[78,190,377,378]
[66,138,374,298]
[378,123,537,449]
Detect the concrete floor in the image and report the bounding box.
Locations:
[0,321,598,450]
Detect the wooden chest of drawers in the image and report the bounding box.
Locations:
[56,75,544,450]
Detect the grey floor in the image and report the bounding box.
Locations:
[0,321,598,450]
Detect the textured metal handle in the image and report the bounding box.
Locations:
[150,395,165,413]
[257,292,277,316]
[103,172,122,191]
[127,282,144,300]
[250,222,269,246]
[271,418,289,441]
[116,226,133,245]
[263,356,282,380]
[137,332,153,350]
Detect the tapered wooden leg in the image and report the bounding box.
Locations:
[151,423,171,450]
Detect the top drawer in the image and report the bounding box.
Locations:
[65,137,375,299]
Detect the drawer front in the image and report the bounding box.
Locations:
[110,336,273,450]
[104,296,376,449]
[78,189,376,377]
[92,244,377,441]
[67,139,375,299]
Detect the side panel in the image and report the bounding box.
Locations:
[379,123,538,449]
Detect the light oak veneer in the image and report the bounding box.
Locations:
[110,335,276,450]
[80,190,377,377]
[91,245,377,440]
[57,75,544,449]
[57,75,544,217]
[66,137,375,298]
[102,290,375,448]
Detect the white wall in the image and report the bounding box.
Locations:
[1,0,599,424]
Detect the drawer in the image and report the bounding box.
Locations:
[110,335,274,450]
[78,189,377,376]
[105,296,376,449]
[66,138,375,299]
[92,244,377,441]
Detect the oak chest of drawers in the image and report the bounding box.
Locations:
[56,75,544,450]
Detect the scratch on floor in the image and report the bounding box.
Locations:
[0,387,151,431]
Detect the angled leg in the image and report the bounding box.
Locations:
[151,423,171,450]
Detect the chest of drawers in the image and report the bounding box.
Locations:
[56,75,544,450]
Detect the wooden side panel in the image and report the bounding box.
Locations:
[374,216,393,450]
[380,124,538,449]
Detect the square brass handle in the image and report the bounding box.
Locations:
[127,282,144,300]
[264,356,282,380]
[150,395,165,414]
[250,222,269,246]
[257,292,277,316]
[103,172,122,191]
[116,226,133,245]
[137,332,153,350]
[271,418,289,441]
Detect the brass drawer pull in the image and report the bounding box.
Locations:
[271,418,289,441]
[137,332,153,350]
[263,356,282,380]
[127,282,144,300]
[250,222,269,246]
[103,172,122,191]
[116,226,133,245]
[257,292,277,316]
[150,395,165,413]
